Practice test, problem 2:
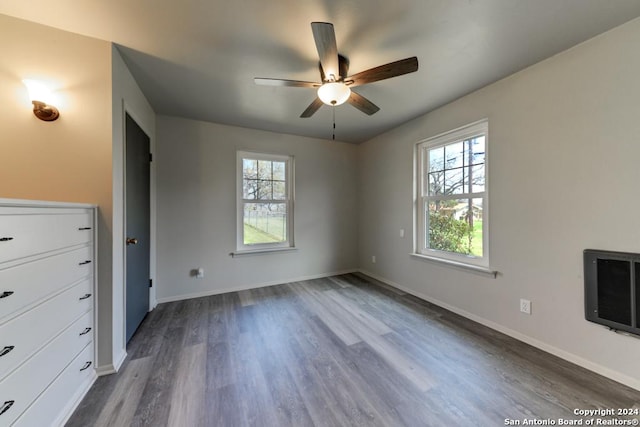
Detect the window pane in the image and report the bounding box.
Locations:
[273,180,286,200]
[427,198,483,256]
[257,160,272,180]
[243,159,257,179]
[256,180,272,200]
[472,136,485,164]
[427,137,485,196]
[272,161,286,181]
[243,178,257,199]
[428,171,444,196]
[463,165,470,193]
[469,198,483,257]
[471,164,485,192]
[444,168,464,195]
[243,158,289,200]
[429,146,444,172]
[243,203,287,245]
[445,142,464,169]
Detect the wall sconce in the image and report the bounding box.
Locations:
[22,79,60,121]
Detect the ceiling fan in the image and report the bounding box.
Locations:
[254,22,419,118]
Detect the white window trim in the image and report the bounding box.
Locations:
[415,119,492,271]
[235,151,295,254]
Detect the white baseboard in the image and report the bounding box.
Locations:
[55,370,97,427]
[155,269,358,304]
[358,269,640,392]
[113,349,127,372]
[96,364,116,376]
[96,348,127,376]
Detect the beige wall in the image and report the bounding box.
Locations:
[0,14,113,365]
[357,17,640,388]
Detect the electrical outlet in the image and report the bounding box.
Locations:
[520,299,531,314]
[372,255,376,264]
[399,229,405,238]
[196,268,204,279]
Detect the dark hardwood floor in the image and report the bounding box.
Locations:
[67,273,640,426]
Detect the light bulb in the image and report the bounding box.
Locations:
[22,79,55,104]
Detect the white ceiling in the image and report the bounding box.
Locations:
[2,1,640,143]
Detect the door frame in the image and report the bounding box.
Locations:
[124,111,152,343]
[118,101,156,363]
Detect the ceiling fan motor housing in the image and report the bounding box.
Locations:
[320,54,350,82]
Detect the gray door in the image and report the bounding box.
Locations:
[125,113,150,343]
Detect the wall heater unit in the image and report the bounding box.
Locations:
[584,249,640,336]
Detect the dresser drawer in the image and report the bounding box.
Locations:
[12,342,95,427]
[0,311,93,425]
[0,278,92,381]
[0,212,93,264]
[0,246,93,323]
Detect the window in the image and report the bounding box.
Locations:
[237,151,294,252]
[416,120,488,268]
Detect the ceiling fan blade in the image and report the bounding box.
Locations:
[254,78,320,88]
[311,22,340,81]
[346,57,418,87]
[347,91,380,115]
[300,97,324,118]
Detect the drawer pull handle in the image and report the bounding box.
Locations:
[0,346,14,357]
[0,291,13,299]
[79,260,92,266]
[79,293,92,300]
[80,361,92,371]
[0,400,14,416]
[78,227,92,231]
[0,237,13,242]
[80,327,92,336]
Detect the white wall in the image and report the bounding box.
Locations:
[109,46,156,373]
[357,17,640,389]
[155,116,358,302]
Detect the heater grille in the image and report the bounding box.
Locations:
[584,249,640,336]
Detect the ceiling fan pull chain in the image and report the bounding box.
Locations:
[332,106,336,141]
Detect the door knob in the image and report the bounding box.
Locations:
[126,237,139,245]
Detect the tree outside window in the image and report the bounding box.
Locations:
[237,152,293,251]
[417,120,488,267]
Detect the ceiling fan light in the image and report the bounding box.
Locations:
[317,82,351,106]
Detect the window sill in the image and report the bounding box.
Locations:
[410,253,498,278]
[230,247,297,257]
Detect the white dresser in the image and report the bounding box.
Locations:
[0,199,97,427]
